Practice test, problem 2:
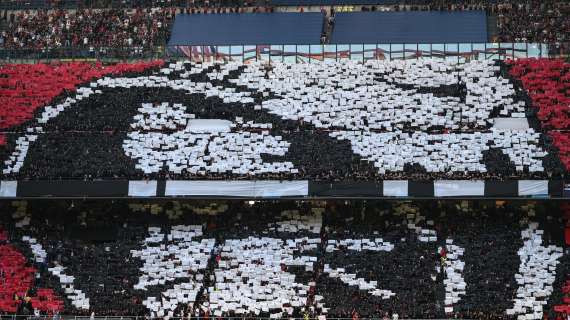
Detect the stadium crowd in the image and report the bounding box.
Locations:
[0,0,569,49]
[360,0,569,43]
[0,0,264,10]
[0,200,566,319]
[1,8,174,49]
[508,58,570,171]
[495,1,570,43]
[0,58,563,181]
[0,58,564,180]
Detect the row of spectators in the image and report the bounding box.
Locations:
[0,0,569,49]
[0,0,263,10]
[0,58,565,181]
[1,8,174,49]
[0,200,566,319]
[359,0,570,43]
[0,58,564,181]
[0,0,567,9]
[508,59,570,171]
[495,1,570,43]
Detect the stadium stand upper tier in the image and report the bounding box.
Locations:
[1,8,175,49]
[0,199,568,319]
[167,13,324,45]
[495,0,570,43]
[0,58,568,188]
[0,2,568,49]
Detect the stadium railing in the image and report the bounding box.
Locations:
[0,42,565,63]
[165,43,553,63]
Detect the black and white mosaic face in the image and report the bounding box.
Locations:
[123,102,295,175]
[231,59,545,174]
[6,201,566,320]
[1,59,564,180]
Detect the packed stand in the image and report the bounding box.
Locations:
[0,61,162,135]
[0,0,264,10]
[1,0,570,51]
[552,203,570,319]
[0,60,162,176]
[507,58,570,171]
[495,1,570,43]
[354,1,569,44]
[0,58,566,180]
[0,200,567,319]
[0,222,64,315]
[0,8,174,49]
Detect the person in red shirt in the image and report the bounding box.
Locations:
[351,309,359,320]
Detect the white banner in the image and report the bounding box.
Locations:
[518,180,548,196]
[165,180,308,197]
[383,180,408,197]
[434,180,484,197]
[0,181,17,197]
[254,181,308,197]
[128,181,158,197]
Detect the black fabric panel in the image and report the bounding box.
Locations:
[549,180,564,197]
[17,180,129,197]
[308,181,331,196]
[308,181,381,197]
[564,184,570,198]
[484,180,518,197]
[408,181,434,197]
[157,180,167,197]
[69,226,119,241]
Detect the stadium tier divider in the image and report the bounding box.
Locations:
[0,180,563,198]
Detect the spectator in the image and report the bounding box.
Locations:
[0,58,566,181]
[2,8,174,49]
[495,1,570,43]
[0,200,568,319]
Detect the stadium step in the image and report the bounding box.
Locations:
[487,14,498,42]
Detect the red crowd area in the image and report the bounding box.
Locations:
[508,58,570,170]
[0,60,163,145]
[555,284,570,316]
[0,227,63,313]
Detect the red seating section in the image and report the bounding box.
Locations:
[549,131,570,170]
[508,59,570,170]
[509,61,570,316]
[0,227,64,313]
[0,60,163,145]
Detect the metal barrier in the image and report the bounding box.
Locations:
[164,43,551,63]
[0,47,165,63]
[0,42,568,63]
